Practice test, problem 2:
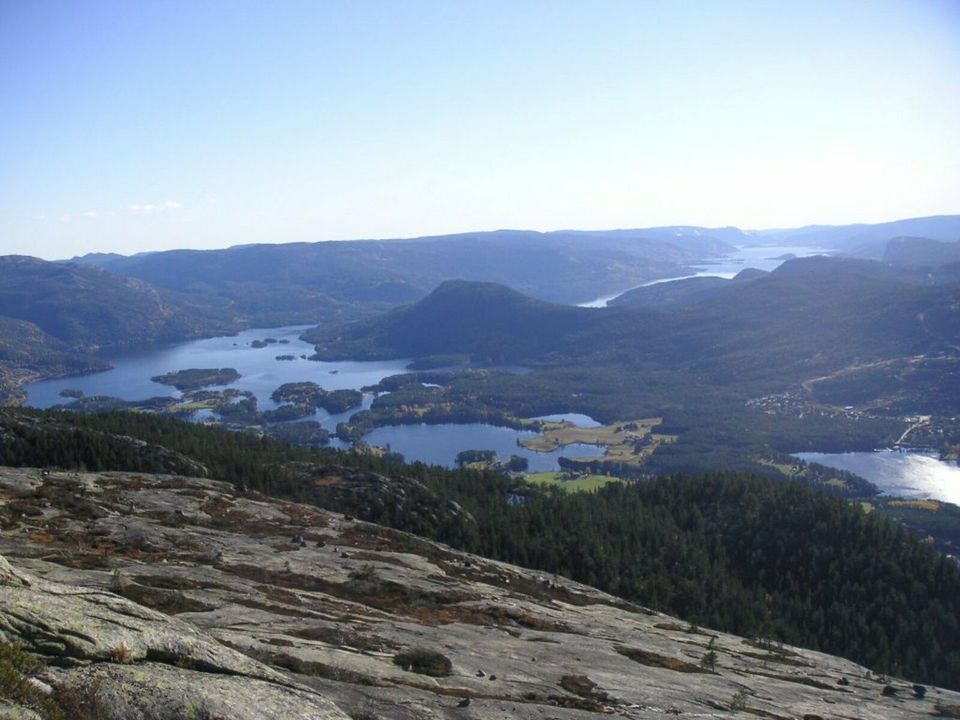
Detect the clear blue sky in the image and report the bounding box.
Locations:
[2,0,958,259]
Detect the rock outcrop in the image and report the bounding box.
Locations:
[284,461,475,528]
[1,466,958,719]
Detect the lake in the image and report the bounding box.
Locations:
[23,326,607,470]
[27,253,878,474]
[24,325,411,426]
[364,419,607,471]
[794,450,960,506]
[578,243,835,308]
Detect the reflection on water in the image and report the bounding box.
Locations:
[363,422,606,472]
[794,450,960,506]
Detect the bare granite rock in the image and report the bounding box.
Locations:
[1,466,958,719]
[0,703,41,720]
[51,663,347,720]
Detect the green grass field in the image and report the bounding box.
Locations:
[524,471,623,493]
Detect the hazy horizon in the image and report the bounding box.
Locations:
[3,0,959,259]
[0,212,935,264]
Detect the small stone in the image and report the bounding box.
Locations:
[27,677,53,695]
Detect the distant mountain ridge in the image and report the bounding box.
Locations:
[67,227,743,326]
[308,256,960,388]
[883,236,960,267]
[2,213,958,407]
[754,213,960,255]
[64,214,960,326]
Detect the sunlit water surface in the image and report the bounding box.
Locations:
[794,450,960,506]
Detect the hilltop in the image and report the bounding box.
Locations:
[305,279,607,362]
[3,407,960,692]
[2,465,959,719]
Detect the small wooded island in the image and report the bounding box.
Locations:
[271,381,362,414]
[150,368,241,391]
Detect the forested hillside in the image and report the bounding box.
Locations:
[309,257,960,389]
[0,256,241,351]
[2,408,958,689]
[608,268,767,308]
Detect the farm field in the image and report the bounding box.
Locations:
[524,470,624,493]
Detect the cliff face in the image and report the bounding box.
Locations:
[1,466,957,719]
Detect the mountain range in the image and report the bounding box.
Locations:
[68,228,739,325]
[307,256,960,391]
[1,213,957,421]
[2,215,960,715]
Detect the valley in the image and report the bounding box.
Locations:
[2,222,960,707]
[7,231,959,502]
[7,7,960,715]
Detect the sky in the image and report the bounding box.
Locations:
[1,0,959,259]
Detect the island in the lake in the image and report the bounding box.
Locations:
[150,368,241,391]
[271,381,363,415]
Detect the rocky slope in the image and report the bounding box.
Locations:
[1,466,958,719]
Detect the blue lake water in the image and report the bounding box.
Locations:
[22,326,603,469]
[794,450,960,506]
[363,422,606,471]
[24,326,412,422]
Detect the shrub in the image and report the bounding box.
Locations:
[108,643,133,664]
[730,688,749,711]
[700,650,717,672]
[392,648,452,677]
[0,642,64,719]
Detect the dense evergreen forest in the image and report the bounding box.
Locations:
[1,408,959,690]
